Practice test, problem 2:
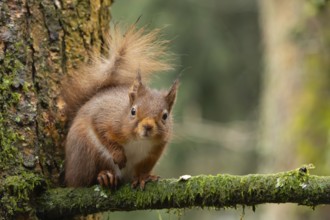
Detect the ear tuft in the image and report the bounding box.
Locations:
[166,79,179,112]
[129,70,144,104]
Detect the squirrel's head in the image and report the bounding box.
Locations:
[125,73,179,141]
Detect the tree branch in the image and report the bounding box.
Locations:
[35,165,330,219]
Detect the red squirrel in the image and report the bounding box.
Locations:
[61,25,179,189]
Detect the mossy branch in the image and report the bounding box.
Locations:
[35,165,330,219]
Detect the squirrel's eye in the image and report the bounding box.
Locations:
[131,107,137,116]
[162,112,168,121]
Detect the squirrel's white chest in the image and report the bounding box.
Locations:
[121,139,154,181]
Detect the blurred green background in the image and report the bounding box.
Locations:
[107,0,330,219]
[112,0,261,174]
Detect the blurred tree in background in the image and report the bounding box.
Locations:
[259,0,330,220]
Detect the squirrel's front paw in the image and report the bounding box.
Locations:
[112,148,127,169]
[131,174,160,190]
[97,170,120,189]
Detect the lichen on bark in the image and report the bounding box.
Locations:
[0,1,41,218]
[0,0,112,218]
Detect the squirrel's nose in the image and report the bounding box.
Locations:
[139,118,156,137]
[143,124,153,131]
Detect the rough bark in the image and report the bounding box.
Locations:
[0,0,112,219]
[35,166,330,219]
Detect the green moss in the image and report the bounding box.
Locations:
[0,128,22,170]
[1,0,113,218]
[0,37,41,218]
[0,41,28,170]
[35,167,330,219]
[0,173,45,218]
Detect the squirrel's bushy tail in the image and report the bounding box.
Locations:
[61,24,173,119]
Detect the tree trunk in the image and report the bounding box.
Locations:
[0,0,112,218]
[258,0,304,171]
[258,0,330,219]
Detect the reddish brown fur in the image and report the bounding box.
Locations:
[63,25,178,189]
[65,116,120,187]
[61,25,173,119]
[92,123,127,169]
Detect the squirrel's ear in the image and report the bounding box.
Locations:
[166,79,179,112]
[129,71,144,104]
